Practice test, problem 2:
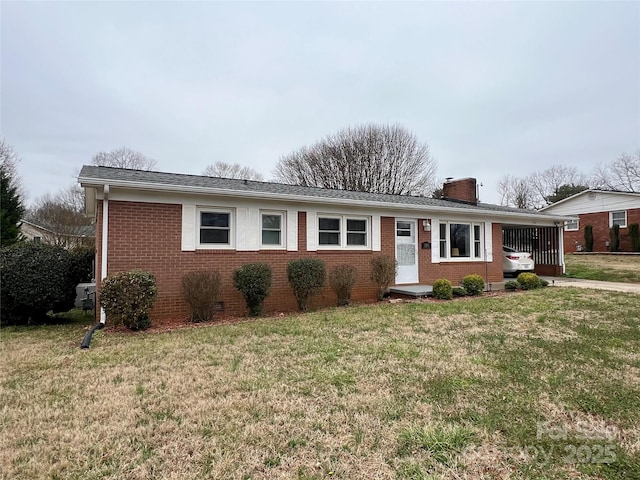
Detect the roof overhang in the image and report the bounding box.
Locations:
[79,175,574,225]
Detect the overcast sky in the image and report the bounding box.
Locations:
[2,1,639,206]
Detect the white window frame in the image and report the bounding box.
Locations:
[610,210,627,228]
[317,214,371,250]
[565,219,579,231]
[260,210,286,249]
[197,207,235,249]
[438,221,484,261]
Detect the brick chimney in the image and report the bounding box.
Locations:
[442,177,478,205]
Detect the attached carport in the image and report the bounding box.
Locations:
[502,224,565,276]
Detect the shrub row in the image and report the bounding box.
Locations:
[432,274,486,300]
[100,255,398,330]
[505,273,548,291]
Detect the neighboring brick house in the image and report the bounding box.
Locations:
[540,190,640,253]
[78,166,571,324]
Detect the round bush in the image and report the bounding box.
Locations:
[462,274,485,296]
[287,259,326,311]
[504,280,519,291]
[0,242,75,324]
[516,272,542,290]
[183,270,222,322]
[329,264,357,306]
[370,255,397,301]
[233,263,272,316]
[540,278,550,288]
[100,270,157,330]
[432,279,453,300]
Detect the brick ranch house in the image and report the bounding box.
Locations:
[540,190,640,253]
[78,166,572,324]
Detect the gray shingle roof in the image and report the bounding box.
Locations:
[78,165,565,219]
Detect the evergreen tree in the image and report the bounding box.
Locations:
[1,167,24,246]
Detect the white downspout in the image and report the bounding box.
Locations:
[558,224,565,275]
[100,184,110,324]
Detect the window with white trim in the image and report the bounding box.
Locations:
[565,219,579,231]
[438,221,483,260]
[198,209,233,247]
[261,211,284,248]
[610,211,627,228]
[318,215,369,248]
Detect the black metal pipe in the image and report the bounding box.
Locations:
[80,322,104,349]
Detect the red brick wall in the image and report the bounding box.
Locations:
[96,203,507,324]
[563,209,640,253]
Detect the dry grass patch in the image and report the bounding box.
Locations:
[1,288,639,479]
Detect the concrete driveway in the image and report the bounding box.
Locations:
[541,276,640,294]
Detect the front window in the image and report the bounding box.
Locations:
[318,215,370,248]
[565,219,579,231]
[610,211,627,228]
[261,212,284,247]
[200,211,230,245]
[439,221,483,260]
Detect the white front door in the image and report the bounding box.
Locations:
[395,219,419,284]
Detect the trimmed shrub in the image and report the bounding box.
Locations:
[517,272,542,290]
[504,280,519,291]
[370,255,397,301]
[462,274,485,296]
[610,224,620,251]
[629,223,640,252]
[233,263,272,316]
[287,258,326,311]
[584,225,594,252]
[0,242,75,324]
[432,279,453,300]
[452,286,467,297]
[182,270,222,322]
[329,264,357,306]
[100,270,157,330]
[540,278,550,287]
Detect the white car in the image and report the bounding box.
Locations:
[503,246,535,276]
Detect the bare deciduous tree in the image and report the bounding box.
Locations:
[592,150,640,192]
[203,161,264,181]
[529,165,590,206]
[27,187,94,248]
[92,147,157,170]
[498,174,537,209]
[274,124,437,196]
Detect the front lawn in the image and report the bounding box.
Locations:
[564,253,640,283]
[1,288,639,479]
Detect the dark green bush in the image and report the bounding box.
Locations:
[0,242,75,324]
[540,278,550,287]
[517,272,542,290]
[182,270,222,322]
[233,263,272,316]
[504,280,519,291]
[629,224,640,252]
[452,286,467,297]
[584,225,594,252]
[287,258,326,311]
[462,274,485,296]
[432,279,453,300]
[610,224,620,251]
[370,255,397,301]
[329,264,357,306]
[100,270,157,330]
[70,245,95,284]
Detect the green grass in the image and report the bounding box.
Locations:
[1,288,639,479]
[564,254,640,283]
